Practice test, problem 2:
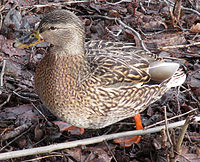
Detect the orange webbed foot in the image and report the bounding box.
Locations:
[54,121,84,135]
[114,114,143,147]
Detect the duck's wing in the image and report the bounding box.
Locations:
[86,40,159,60]
[85,40,180,87]
[86,40,135,52]
[86,42,150,86]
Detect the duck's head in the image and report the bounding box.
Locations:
[14,10,85,53]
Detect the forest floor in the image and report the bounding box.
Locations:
[0,0,200,161]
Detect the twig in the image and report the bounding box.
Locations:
[175,115,194,154]
[106,0,132,5]
[22,0,90,9]
[116,19,149,52]
[0,93,12,108]
[23,154,63,162]
[144,108,198,129]
[1,123,32,142]
[0,123,33,152]
[181,6,200,17]
[13,91,37,102]
[170,0,182,28]
[0,60,6,95]
[0,0,12,12]
[165,0,200,17]
[31,102,49,122]
[164,106,173,146]
[104,141,117,162]
[62,0,90,4]
[0,117,199,160]
[0,88,21,108]
[0,13,3,31]
[159,41,200,51]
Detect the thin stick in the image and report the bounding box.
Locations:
[159,41,200,51]
[0,117,199,160]
[144,108,197,129]
[0,94,12,108]
[175,115,193,154]
[106,0,131,5]
[0,13,3,31]
[0,60,6,95]
[0,0,12,12]
[104,140,117,162]
[165,0,200,17]
[0,124,33,152]
[116,19,149,52]
[13,91,37,102]
[164,106,173,146]
[27,0,89,8]
[31,102,49,122]
[23,154,63,162]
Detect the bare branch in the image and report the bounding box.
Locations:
[159,41,200,51]
[175,115,194,154]
[0,60,6,95]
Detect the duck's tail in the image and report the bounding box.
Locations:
[166,69,186,88]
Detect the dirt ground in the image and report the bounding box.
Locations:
[0,0,200,161]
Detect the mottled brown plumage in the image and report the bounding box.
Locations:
[14,10,186,129]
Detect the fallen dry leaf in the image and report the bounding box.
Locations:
[0,104,38,125]
[64,144,113,162]
[190,23,200,33]
[34,124,44,141]
[0,35,26,57]
[175,147,200,162]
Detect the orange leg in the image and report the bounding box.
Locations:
[54,121,84,135]
[114,114,143,147]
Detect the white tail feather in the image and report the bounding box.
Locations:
[166,69,186,88]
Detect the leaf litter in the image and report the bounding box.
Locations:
[0,0,200,161]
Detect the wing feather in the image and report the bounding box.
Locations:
[85,41,154,86]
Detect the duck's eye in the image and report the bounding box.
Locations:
[49,26,57,30]
[30,34,35,38]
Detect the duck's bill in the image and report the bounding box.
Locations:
[14,30,44,49]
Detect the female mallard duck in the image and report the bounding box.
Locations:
[14,10,186,146]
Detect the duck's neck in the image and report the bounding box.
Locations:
[52,33,85,56]
[49,44,89,81]
[50,44,85,58]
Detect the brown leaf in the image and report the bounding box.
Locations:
[190,23,200,33]
[0,35,26,56]
[0,104,38,125]
[85,147,112,162]
[173,0,182,24]
[4,60,22,77]
[34,124,44,141]
[64,144,114,162]
[142,18,167,32]
[175,147,200,162]
[65,147,87,161]
[3,9,22,30]
[17,138,27,148]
